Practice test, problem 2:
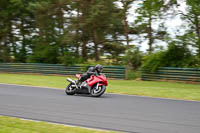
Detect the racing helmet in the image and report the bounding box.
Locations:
[95,64,103,73]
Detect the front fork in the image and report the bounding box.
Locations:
[89,83,99,93]
[96,83,99,90]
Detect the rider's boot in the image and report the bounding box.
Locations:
[76,80,82,89]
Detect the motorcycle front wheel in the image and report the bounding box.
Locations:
[90,84,106,97]
[65,83,76,95]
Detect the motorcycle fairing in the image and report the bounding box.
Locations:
[87,75,107,87]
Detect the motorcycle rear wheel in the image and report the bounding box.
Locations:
[90,84,106,97]
[65,83,76,95]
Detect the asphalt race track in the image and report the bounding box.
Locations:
[0,84,200,133]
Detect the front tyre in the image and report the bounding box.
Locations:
[90,85,106,97]
[65,83,76,95]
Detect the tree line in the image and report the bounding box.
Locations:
[0,0,200,70]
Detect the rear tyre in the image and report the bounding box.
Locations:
[65,83,76,95]
[90,85,106,97]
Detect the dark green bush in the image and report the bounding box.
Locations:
[59,51,83,66]
[142,51,164,72]
[27,45,59,64]
[123,46,143,70]
[142,43,196,72]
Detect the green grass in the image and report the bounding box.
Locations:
[0,116,115,133]
[0,73,200,101]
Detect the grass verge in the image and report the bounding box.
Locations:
[0,116,115,133]
[0,73,200,101]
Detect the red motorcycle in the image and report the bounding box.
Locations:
[65,74,108,97]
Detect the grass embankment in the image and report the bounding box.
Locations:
[0,116,115,133]
[0,73,200,101]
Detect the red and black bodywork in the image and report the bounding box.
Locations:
[65,74,108,97]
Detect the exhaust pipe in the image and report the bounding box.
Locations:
[66,78,78,88]
[66,78,75,84]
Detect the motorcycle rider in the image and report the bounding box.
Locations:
[76,64,103,86]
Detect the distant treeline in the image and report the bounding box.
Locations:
[0,0,200,70]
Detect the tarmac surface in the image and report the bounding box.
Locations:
[0,84,200,133]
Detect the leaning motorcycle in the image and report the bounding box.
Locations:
[65,74,108,97]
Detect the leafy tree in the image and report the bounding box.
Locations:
[134,0,169,53]
[178,0,200,57]
[0,0,34,62]
[28,0,71,63]
[119,0,135,46]
[0,0,15,62]
[2,0,197,69]
[102,42,126,64]
[78,0,124,61]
